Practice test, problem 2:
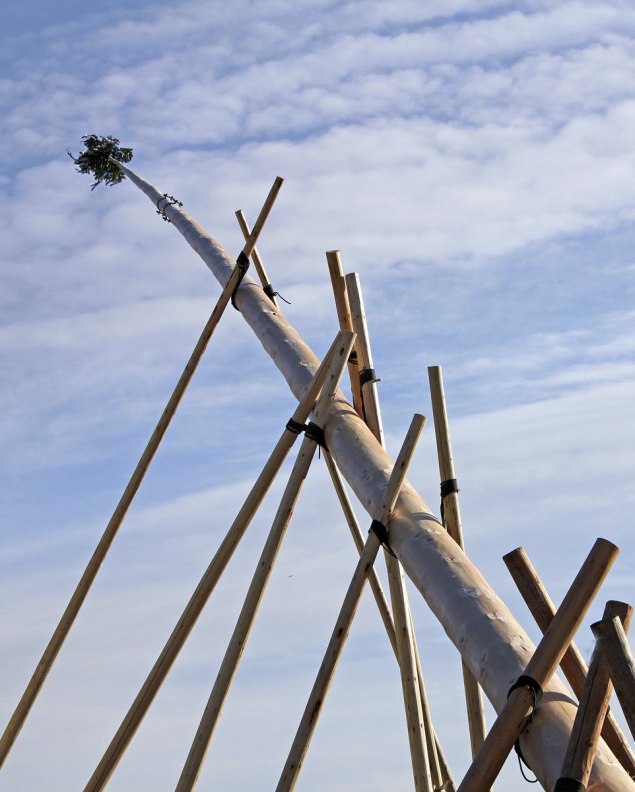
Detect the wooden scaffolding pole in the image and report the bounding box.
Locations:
[276,414,427,792]
[236,208,278,307]
[556,601,633,790]
[110,160,634,790]
[457,538,618,792]
[503,546,635,775]
[83,331,350,792]
[174,333,355,791]
[428,365,488,767]
[592,613,635,739]
[0,192,275,767]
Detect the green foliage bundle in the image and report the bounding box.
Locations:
[68,134,133,190]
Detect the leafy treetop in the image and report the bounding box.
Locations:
[68,134,133,190]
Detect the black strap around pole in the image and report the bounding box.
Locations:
[554,780,586,792]
[231,251,251,310]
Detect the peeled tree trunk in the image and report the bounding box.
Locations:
[117,162,634,791]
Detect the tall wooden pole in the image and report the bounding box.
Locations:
[276,414,427,792]
[82,331,351,791]
[236,209,278,307]
[503,546,635,776]
[556,601,633,789]
[428,366,488,767]
[592,614,635,739]
[458,538,619,792]
[109,161,635,790]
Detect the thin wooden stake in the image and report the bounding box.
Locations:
[236,209,278,306]
[592,612,635,740]
[457,538,619,792]
[82,330,352,792]
[175,332,356,792]
[276,414,427,792]
[428,366,488,767]
[557,601,633,789]
[326,251,363,417]
[503,547,635,776]
[346,271,442,790]
[0,259,246,769]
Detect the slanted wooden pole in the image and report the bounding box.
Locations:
[175,333,355,792]
[503,547,635,776]
[276,414,427,792]
[0,258,250,768]
[428,365,488,766]
[346,272,444,789]
[236,209,278,307]
[556,601,633,790]
[592,613,635,739]
[326,251,363,417]
[82,331,351,792]
[458,538,619,792]
[323,451,455,792]
[107,161,635,790]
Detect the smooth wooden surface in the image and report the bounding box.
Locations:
[0,262,245,769]
[241,176,283,258]
[175,334,355,792]
[559,601,633,785]
[592,614,635,739]
[458,538,619,792]
[236,209,277,306]
[504,546,635,776]
[111,161,635,790]
[326,251,363,417]
[82,332,352,792]
[275,415,427,792]
[428,365,488,764]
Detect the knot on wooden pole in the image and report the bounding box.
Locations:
[507,675,543,784]
[230,251,250,310]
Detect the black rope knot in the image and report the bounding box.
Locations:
[369,519,397,558]
[263,282,291,305]
[304,421,326,449]
[231,251,251,310]
[507,675,543,783]
[359,368,380,387]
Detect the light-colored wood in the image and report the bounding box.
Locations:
[324,451,455,792]
[236,209,277,307]
[326,251,363,417]
[111,161,635,791]
[0,260,246,769]
[503,546,635,776]
[428,365,488,766]
[175,333,355,792]
[457,538,619,792]
[241,176,283,258]
[276,414,427,792]
[592,613,635,740]
[82,331,352,792]
[559,601,633,786]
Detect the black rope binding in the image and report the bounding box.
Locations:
[263,283,291,305]
[285,419,306,435]
[348,349,358,365]
[369,519,397,558]
[155,193,183,222]
[359,367,381,387]
[440,478,459,527]
[231,251,251,310]
[507,675,543,784]
[554,779,586,792]
[304,421,326,449]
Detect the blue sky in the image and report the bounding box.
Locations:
[2,1,635,790]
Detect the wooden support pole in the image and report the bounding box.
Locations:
[175,333,355,792]
[556,601,633,790]
[82,331,352,792]
[323,451,455,792]
[346,272,444,790]
[276,414,427,792]
[457,538,619,792]
[592,613,635,740]
[428,365,488,766]
[0,258,248,769]
[326,251,363,417]
[240,176,284,259]
[503,547,635,776]
[236,209,278,307]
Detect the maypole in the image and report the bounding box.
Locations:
[106,155,633,791]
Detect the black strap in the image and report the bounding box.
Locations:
[507,675,543,784]
[440,478,459,499]
[285,418,306,435]
[554,780,586,792]
[263,282,291,305]
[359,367,380,387]
[369,519,397,558]
[231,251,250,310]
[304,421,326,449]
[348,350,358,365]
